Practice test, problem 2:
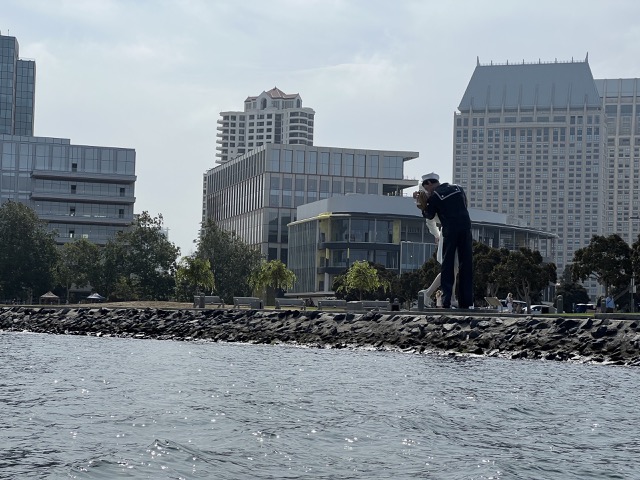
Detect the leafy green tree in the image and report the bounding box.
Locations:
[196,219,263,304]
[629,234,640,308]
[340,260,387,300]
[556,282,590,313]
[249,259,296,304]
[56,238,101,302]
[491,248,557,312]
[389,255,441,307]
[332,270,352,300]
[96,240,122,300]
[333,262,392,302]
[397,270,423,307]
[419,257,441,291]
[96,212,180,300]
[555,266,589,313]
[0,201,58,301]
[175,256,215,301]
[473,242,510,301]
[370,263,395,301]
[572,234,632,295]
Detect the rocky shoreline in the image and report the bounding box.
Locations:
[1,306,639,366]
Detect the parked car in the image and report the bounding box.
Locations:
[530,304,557,314]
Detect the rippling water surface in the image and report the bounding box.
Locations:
[1,332,639,479]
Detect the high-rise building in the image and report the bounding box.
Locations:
[0,33,35,136]
[0,32,136,245]
[454,58,605,281]
[594,79,640,245]
[216,87,315,164]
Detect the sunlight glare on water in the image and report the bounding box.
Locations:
[0,332,639,479]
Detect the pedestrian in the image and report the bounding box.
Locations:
[506,292,514,313]
[414,175,459,307]
[605,294,615,313]
[422,172,474,309]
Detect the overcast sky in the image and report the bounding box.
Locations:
[4,0,640,255]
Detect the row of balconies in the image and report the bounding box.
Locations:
[217,118,246,125]
[288,112,314,118]
[289,132,309,139]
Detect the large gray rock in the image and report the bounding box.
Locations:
[1,307,640,365]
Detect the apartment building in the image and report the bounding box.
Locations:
[594,78,640,244]
[215,87,315,164]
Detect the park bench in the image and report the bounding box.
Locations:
[317,299,347,311]
[484,296,504,312]
[233,296,263,309]
[484,296,502,311]
[275,298,307,310]
[193,295,225,308]
[346,300,391,313]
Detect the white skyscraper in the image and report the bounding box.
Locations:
[594,78,640,246]
[216,87,315,164]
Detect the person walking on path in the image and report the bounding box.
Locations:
[422,172,474,309]
[506,293,514,313]
[605,294,615,313]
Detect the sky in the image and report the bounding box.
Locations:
[4,0,640,256]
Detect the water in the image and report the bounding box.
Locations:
[1,333,639,479]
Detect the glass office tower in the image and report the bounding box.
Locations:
[0,32,136,245]
[203,143,418,265]
[0,33,35,136]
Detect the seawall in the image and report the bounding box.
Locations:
[1,306,639,366]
